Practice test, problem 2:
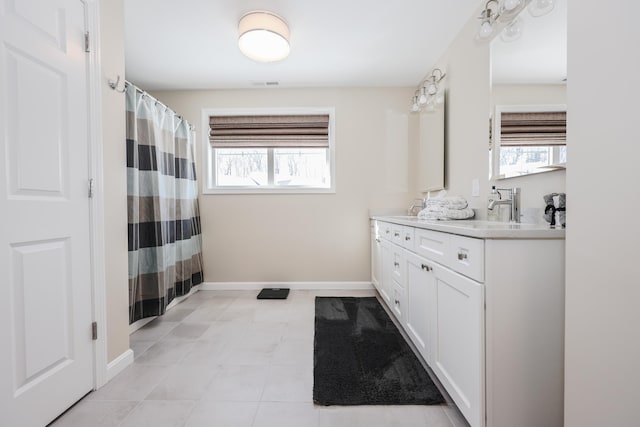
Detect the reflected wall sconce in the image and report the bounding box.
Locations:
[476,0,556,42]
[410,68,446,113]
[238,11,290,62]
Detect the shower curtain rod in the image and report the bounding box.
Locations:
[124,79,194,131]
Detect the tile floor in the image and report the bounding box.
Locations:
[51,289,470,427]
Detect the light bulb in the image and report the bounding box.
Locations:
[419,87,427,105]
[427,81,438,95]
[478,20,494,39]
[528,0,555,17]
[503,0,522,11]
[500,17,523,42]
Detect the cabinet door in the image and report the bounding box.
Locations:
[404,250,437,365]
[379,239,393,305]
[432,264,484,427]
[370,223,382,291]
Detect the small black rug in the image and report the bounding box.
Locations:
[313,296,445,406]
[256,288,290,299]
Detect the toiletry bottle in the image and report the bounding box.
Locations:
[487,186,501,221]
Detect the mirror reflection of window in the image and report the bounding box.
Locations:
[489,0,566,179]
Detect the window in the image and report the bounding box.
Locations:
[202,109,335,193]
[492,105,566,179]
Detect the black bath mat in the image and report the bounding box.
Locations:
[313,296,445,405]
[257,288,290,299]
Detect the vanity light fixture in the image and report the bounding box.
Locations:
[238,11,290,62]
[476,0,556,43]
[477,0,501,40]
[410,69,446,113]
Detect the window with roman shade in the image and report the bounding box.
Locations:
[499,111,566,147]
[209,114,330,148]
[203,109,335,194]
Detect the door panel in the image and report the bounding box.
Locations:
[0,1,94,426]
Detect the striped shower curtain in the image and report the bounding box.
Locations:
[126,84,203,324]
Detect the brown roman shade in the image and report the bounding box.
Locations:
[209,114,330,148]
[499,111,566,147]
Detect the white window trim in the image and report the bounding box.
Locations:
[201,107,336,194]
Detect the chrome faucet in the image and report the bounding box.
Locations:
[488,187,521,223]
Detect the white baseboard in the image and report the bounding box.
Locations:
[105,349,134,383]
[199,281,374,291]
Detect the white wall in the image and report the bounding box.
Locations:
[100,0,129,362]
[151,88,416,283]
[564,1,640,425]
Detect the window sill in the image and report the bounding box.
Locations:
[202,186,336,195]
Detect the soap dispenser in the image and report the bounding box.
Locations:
[487,186,501,221]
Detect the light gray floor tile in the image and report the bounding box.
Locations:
[261,364,313,402]
[164,322,211,341]
[203,365,269,402]
[50,400,137,427]
[130,340,155,360]
[134,340,195,365]
[185,401,259,427]
[272,338,313,366]
[178,340,228,368]
[252,402,319,427]
[88,364,172,401]
[146,365,216,400]
[318,405,441,427]
[130,321,179,342]
[157,307,195,322]
[119,401,195,427]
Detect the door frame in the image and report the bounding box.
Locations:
[83,0,109,389]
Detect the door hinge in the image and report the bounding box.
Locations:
[91,321,98,340]
[84,32,90,53]
[88,178,94,198]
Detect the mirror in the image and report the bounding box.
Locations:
[419,98,445,192]
[489,0,567,179]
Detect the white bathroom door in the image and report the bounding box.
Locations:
[0,1,95,426]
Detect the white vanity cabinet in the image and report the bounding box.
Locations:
[372,218,565,427]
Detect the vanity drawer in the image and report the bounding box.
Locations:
[379,222,393,241]
[414,228,450,266]
[391,224,404,246]
[448,234,485,282]
[402,227,415,251]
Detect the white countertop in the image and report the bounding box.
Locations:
[372,216,566,239]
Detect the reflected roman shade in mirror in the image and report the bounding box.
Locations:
[499,111,566,146]
[209,114,330,148]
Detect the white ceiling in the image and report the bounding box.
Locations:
[491,0,567,84]
[123,0,482,90]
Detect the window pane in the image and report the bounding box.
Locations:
[274,148,329,187]
[215,149,268,186]
[558,146,567,163]
[499,146,552,177]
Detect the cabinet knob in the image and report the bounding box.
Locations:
[405,236,411,241]
[395,300,400,305]
[394,232,400,237]
[375,238,381,243]
[394,262,400,267]
[421,264,432,272]
[457,252,468,261]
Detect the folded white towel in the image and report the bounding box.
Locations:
[442,207,475,220]
[417,206,475,221]
[425,196,468,210]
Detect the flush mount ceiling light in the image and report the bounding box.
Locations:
[238,11,290,62]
